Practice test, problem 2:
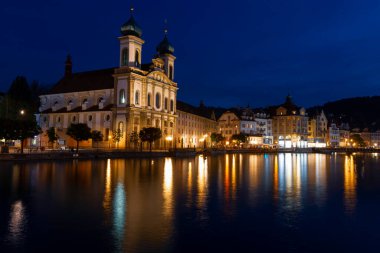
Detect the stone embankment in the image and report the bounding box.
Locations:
[0,148,378,161]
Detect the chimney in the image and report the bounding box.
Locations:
[65,54,72,77]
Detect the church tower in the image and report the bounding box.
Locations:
[156,25,176,80]
[119,7,144,68]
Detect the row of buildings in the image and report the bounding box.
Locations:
[36,9,379,150]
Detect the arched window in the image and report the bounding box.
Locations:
[147,93,151,107]
[118,121,124,132]
[164,97,168,110]
[122,48,129,66]
[135,90,140,105]
[119,89,126,104]
[169,65,173,80]
[88,115,93,122]
[135,50,140,67]
[170,99,174,112]
[155,93,161,109]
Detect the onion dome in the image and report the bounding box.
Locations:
[121,8,142,38]
[156,34,175,55]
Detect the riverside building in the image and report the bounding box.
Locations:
[38,9,208,149]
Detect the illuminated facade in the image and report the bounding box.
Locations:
[307,110,328,146]
[176,101,218,148]
[218,108,273,145]
[38,10,178,149]
[271,95,308,148]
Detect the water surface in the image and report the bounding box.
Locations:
[1,153,380,252]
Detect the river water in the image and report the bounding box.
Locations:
[1,153,380,252]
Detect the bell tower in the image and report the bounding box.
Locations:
[156,22,176,80]
[119,7,144,68]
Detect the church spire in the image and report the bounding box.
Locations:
[65,54,72,77]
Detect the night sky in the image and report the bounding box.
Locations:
[1,0,380,108]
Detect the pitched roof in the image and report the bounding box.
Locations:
[47,68,115,94]
[177,100,216,120]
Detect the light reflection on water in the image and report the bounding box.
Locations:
[1,153,374,252]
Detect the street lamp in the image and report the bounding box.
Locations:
[108,135,112,149]
[20,109,25,115]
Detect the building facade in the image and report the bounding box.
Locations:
[271,95,308,148]
[39,10,178,149]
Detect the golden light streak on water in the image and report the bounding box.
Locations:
[163,158,173,217]
[103,159,112,212]
[344,155,357,214]
[197,156,208,213]
[8,200,26,244]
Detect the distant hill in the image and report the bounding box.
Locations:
[309,96,380,131]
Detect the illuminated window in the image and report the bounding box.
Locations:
[122,48,129,66]
[118,121,124,132]
[119,89,126,104]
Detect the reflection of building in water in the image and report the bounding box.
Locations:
[275,153,303,216]
[113,183,126,250]
[314,154,327,206]
[8,200,26,244]
[103,159,112,217]
[344,155,357,214]
[163,158,174,217]
[196,156,208,219]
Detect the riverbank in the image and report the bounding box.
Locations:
[0,147,379,161]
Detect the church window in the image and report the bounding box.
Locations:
[72,116,76,123]
[135,90,140,105]
[118,121,124,132]
[82,99,88,105]
[119,89,126,104]
[147,93,151,106]
[170,99,174,112]
[88,115,92,122]
[169,65,173,80]
[106,115,111,122]
[122,48,128,66]
[155,93,161,109]
[164,97,168,110]
[135,50,140,67]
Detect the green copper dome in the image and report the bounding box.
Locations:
[121,15,142,38]
[156,35,175,55]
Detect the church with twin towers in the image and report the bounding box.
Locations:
[38,8,218,149]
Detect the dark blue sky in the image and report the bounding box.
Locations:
[1,0,380,107]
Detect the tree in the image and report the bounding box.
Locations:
[46,127,58,148]
[231,133,247,145]
[129,131,139,150]
[211,132,225,146]
[350,134,366,147]
[112,128,123,148]
[139,127,162,152]
[0,118,40,154]
[91,130,103,149]
[66,123,92,153]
